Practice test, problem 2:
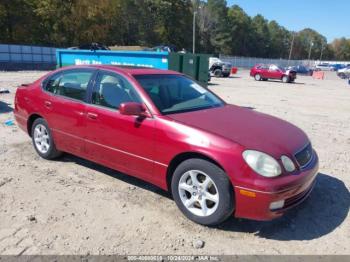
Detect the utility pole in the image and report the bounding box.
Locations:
[308,41,314,61]
[320,44,324,61]
[288,33,295,65]
[193,11,197,54]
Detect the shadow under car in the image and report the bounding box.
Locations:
[55,154,349,240]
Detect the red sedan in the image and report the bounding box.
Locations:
[14,65,318,225]
[250,64,297,83]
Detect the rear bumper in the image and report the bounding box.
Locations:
[14,113,28,134]
[233,155,318,221]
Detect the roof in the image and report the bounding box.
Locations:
[59,65,181,76]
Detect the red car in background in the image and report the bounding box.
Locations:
[14,65,318,226]
[250,64,297,83]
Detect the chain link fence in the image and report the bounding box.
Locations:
[219,55,350,69]
[219,55,314,68]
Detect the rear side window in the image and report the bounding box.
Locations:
[257,65,268,70]
[45,70,94,102]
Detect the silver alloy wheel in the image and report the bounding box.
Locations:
[178,170,219,217]
[34,124,50,154]
[255,74,261,81]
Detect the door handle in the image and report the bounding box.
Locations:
[44,101,52,108]
[87,112,98,119]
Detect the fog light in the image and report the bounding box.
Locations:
[269,200,285,210]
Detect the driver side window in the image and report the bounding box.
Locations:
[92,71,141,110]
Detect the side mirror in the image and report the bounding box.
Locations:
[119,102,149,117]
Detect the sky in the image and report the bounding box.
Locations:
[227,0,349,42]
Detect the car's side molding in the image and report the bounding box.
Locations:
[52,128,168,168]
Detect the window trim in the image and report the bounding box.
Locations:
[88,69,148,113]
[41,68,98,104]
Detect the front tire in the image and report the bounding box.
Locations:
[31,118,62,160]
[213,69,223,77]
[338,72,346,79]
[282,75,289,83]
[171,159,234,226]
[254,74,262,81]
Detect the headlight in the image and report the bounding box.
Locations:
[243,150,282,178]
[281,155,296,172]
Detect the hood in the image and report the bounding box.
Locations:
[209,58,231,68]
[285,69,297,74]
[338,67,350,73]
[168,104,309,158]
[217,62,232,67]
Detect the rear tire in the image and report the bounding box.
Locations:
[171,159,234,226]
[31,118,62,160]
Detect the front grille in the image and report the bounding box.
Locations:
[295,143,313,168]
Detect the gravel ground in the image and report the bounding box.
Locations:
[0,70,349,255]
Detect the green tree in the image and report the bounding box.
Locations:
[331,38,350,61]
[0,0,40,44]
[152,0,193,49]
[34,0,114,47]
[0,0,349,60]
[292,28,327,60]
[268,20,291,58]
[207,0,230,54]
[226,5,252,56]
[195,1,215,53]
[250,15,271,57]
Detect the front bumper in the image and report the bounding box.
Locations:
[222,67,231,73]
[233,153,319,221]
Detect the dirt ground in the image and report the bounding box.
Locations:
[0,69,349,255]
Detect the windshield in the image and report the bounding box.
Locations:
[134,74,225,114]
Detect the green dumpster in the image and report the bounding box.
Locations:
[182,54,199,80]
[197,54,211,86]
[168,53,184,72]
[168,53,210,87]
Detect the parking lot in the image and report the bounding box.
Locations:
[0,69,349,255]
